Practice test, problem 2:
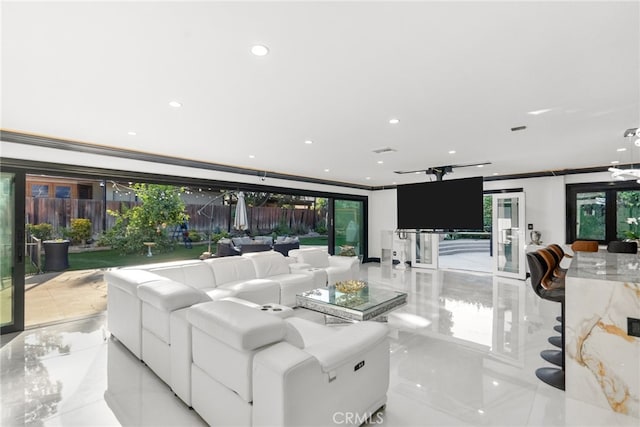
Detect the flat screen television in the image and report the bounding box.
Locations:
[396,176,484,230]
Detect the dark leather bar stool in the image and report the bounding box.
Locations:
[570,240,599,253]
[606,240,638,254]
[526,251,565,390]
[547,243,569,323]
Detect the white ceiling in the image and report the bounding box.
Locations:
[2,1,639,187]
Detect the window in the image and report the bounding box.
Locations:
[567,182,640,243]
[575,191,606,240]
[78,184,93,200]
[31,184,49,198]
[54,186,71,199]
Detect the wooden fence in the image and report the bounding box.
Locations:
[25,198,318,237]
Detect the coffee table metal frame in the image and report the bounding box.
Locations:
[296,286,407,321]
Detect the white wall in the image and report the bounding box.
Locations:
[484,176,566,246]
[367,171,616,259]
[367,189,396,259]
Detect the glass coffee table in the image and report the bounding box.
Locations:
[296,285,407,322]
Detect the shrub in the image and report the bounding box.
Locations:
[188,230,202,242]
[28,223,53,241]
[104,184,187,255]
[69,218,92,244]
[314,220,327,235]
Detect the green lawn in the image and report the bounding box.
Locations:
[25,237,329,274]
[298,236,328,246]
[66,245,205,271]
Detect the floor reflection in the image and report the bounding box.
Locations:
[1,264,638,426]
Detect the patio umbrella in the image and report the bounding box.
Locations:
[233,191,249,231]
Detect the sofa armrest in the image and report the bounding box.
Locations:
[304,322,388,372]
[138,280,209,311]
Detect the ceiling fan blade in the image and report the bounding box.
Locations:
[449,161,492,168]
[393,169,431,175]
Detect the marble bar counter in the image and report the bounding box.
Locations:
[565,251,640,419]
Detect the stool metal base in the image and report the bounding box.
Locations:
[540,349,563,367]
[535,367,565,390]
[548,335,562,348]
[553,324,562,333]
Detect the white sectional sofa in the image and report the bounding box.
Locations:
[104,252,318,403]
[105,254,390,425]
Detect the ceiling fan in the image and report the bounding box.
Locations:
[394,161,492,181]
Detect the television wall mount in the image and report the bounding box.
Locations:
[393,161,491,181]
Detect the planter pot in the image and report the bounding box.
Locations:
[43,240,70,271]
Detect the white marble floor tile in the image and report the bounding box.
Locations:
[1,263,639,426]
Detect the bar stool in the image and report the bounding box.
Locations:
[546,244,568,277]
[547,243,570,322]
[606,240,638,254]
[570,240,599,254]
[526,251,565,390]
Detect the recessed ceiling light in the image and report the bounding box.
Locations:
[324,168,330,172]
[365,177,371,180]
[127,131,137,136]
[249,155,255,159]
[527,108,552,116]
[617,147,627,152]
[414,171,421,175]
[492,172,499,176]
[169,101,182,108]
[389,118,400,124]
[304,140,313,145]
[377,160,384,164]
[448,150,456,154]
[251,45,269,56]
[392,181,397,185]
[477,165,484,168]
[611,160,620,164]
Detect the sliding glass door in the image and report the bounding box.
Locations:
[331,199,365,258]
[492,192,526,279]
[1,170,25,334]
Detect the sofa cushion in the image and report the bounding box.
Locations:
[293,248,330,268]
[254,236,273,246]
[243,251,291,277]
[232,236,253,246]
[187,300,285,351]
[203,287,237,301]
[179,262,217,290]
[204,256,257,285]
[147,265,186,283]
[217,279,281,305]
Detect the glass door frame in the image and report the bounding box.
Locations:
[492,192,526,280]
[1,168,25,335]
[410,232,439,269]
[328,197,368,260]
